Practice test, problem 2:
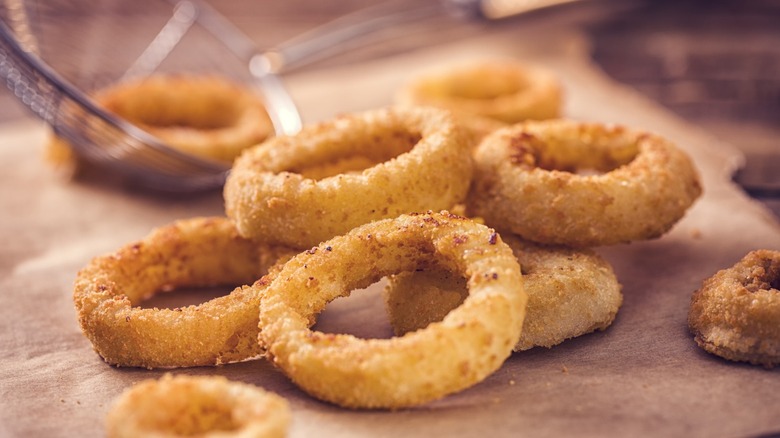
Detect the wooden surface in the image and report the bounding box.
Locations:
[587,0,780,218]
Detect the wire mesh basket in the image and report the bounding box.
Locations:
[0,0,302,192]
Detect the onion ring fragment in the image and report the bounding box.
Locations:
[224,106,472,248]
[106,374,290,438]
[73,217,294,369]
[255,211,527,409]
[467,120,702,247]
[688,249,780,368]
[385,234,623,351]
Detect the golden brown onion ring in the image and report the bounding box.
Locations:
[106,374,290,438]
[688,249,780,368]
[385,234,623,351]
[395,60,563,124]
[47,74,273,167]
[73,217,294,369]
[255,211,527,409]
[224,106,472,248]
[467,120,702,247]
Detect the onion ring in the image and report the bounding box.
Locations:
[73,217,294,369]
[47,74,273,167]
[224,106,472,248]
[467,120,702,247]
[106,374,290,438]
[255,211,527,409]
[688,249,780,368]
[385,234,623,351]
[395,60,563,124]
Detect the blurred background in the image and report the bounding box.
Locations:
[1,0,778,216]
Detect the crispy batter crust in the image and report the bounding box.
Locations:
[688,249,780,368]
[106,374,290,438]
[73,217,294,369]
[224,106,472,248]
[467,120,702,247]
[385,234,623,351]
[255,211,527,409]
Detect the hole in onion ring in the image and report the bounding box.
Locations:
[312,279,395,339]
[761,277,780,292]
[289,129,422,181]
[764,260,780,291]
[387,262,532,321]
[745,258,780,292]
[383,263,538,339]
[149,396,239,435]
[507,129,640,174]
[384,269,468,335]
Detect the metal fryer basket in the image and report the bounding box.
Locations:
[0,0,302,192]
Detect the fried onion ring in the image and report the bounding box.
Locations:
[48,74,273,166]
[106,374,290,438]
[385,234,622,351]
[395,60,562,124]
[255,211,527,409]
[224,106,472,248]
[73,217,294,369]
[688,249,780,368]
[467,120,702,247]
[103,74,274,162]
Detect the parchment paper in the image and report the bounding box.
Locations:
[1,22,778,438]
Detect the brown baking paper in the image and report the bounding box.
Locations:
[1,21,778,438]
